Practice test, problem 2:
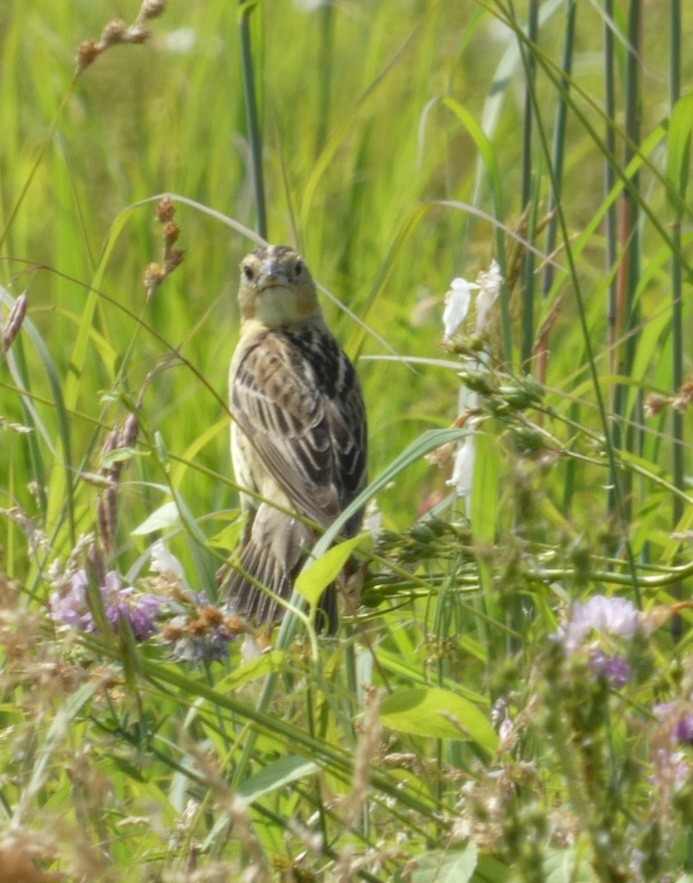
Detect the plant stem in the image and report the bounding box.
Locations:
[237,0,267,240]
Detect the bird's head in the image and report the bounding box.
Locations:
[238,245,321,328]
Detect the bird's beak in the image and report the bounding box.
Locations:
[257,259,290,291]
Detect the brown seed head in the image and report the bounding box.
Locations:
[156,196,175,222]
[141,0,167,20]
[164,247,185,274]
[76,39,101,73]
[163,220,180,247]
[101,19,127,46]
[118,414,139,450]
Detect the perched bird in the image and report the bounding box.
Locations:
[222,244,368,632]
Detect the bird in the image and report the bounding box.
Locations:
[221,244,368,633]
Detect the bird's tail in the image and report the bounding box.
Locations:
[220,504,337,633]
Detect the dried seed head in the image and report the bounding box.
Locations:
[118,413,139,450]
[76,39,101,73]
[164,247,185,274]
[101,427,120,458]
[644,394,670,418]
[141,0,167,20]
[101,19,127,46]
[144,262,165,299]
[122,25,150,44]
[156,196,175,223]
[672,379,693,412]
[2,293,27,351]
[97,487,118,555]
[164,220,180,247]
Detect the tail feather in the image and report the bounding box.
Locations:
[221,504,337,633]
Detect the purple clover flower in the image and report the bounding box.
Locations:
[50,569,165,642]
[589,650,631,689]
[673,714,693,746]
[551,595,642,690]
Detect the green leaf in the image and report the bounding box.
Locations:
[295,532,370,607]
[667,92,693,207]
[131,501,180,536]
[215,650,286,691]
[471,432,500,544]
[411,843,477,883]
[380,687,498,753]
[473,853,511,882]
[100,446,143,469]
[237,754,319,803]
[543,844,599,883]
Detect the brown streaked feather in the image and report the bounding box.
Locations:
[231,319,367,530]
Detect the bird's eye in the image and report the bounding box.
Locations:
[294,260,303,277]
[243,265,255,281]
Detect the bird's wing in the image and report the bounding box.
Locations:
[231,331,365,528]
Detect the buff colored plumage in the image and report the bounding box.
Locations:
[222,245,367,631]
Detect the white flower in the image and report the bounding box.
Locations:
[162,27,196,55]
[442,278,479,341]
[447,435,475,497]
[475,259,503,334]
[555,595,640,654]
[150,540,188,588]
[441,261,503,341]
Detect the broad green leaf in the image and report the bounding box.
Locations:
[474,853,511,882]
[207,518,245,551]
[411,843,477,883]
[238,754,319,802]
[380,687,498,753]
[131,500,180,536]
[295,532,370,607]
[543,844,599,883]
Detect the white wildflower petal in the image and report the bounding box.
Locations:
[241,634,262,663]
[442,278,479,341]
[447,435,475,497]
[150,540,187,584]
[474,260,503,334]
[364,500,383,535]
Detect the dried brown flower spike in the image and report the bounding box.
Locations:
[75,0,167,76]
[144,197,185,300]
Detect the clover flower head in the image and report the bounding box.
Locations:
[673,714,693,746]
[551,595,641,689]
[50,568,165,642]
[555,594,640,654]
[101,571,164,640]
[50,570,93,632]
[590,650,631,689]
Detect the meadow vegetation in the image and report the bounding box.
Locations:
[0,0,691,880]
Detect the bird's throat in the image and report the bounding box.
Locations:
[252,286,319,328]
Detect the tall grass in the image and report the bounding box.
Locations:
[0,0,691,880]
